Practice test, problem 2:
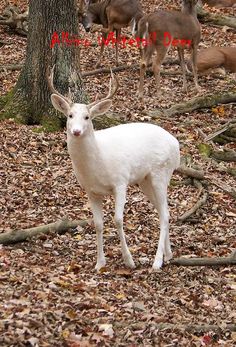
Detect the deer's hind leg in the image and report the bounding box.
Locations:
[152,44,169,95]
[191,43,201,92]
[139,173,172,270]
[177,47,187,93]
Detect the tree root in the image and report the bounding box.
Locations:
[0,219,91,245]
[171,250,236,266]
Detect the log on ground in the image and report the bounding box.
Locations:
[171,250,236,266]
[0,219,91,245]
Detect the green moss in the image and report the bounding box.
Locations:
[40,110,65,132]
[93,112,123,130]
[0,90,29,123]
[0,90,14,112]
[228,168,236,178]
[198,143,212,157]
[32,127,45,134]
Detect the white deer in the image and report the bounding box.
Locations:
[48,70,180,271]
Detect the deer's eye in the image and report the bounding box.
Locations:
[85,116,89,120]
[68,114,73,119]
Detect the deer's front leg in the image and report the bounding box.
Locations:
[114,187,135,268]
[89,195,106,271]
[96,31,107,68]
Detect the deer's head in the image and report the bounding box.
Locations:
[48,67,118,138]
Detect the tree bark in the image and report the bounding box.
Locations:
[0,219,91,245]
[0,0,86,130]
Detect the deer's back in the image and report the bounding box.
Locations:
[106,0,143,28]
[96,123,180,173]
[139,11,200,42]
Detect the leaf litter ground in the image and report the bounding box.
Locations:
[0,0,236,346]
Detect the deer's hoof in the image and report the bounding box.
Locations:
[124,256,135,269]
[95,257,106,272]
[152,257,163,270]
[164,251,173,262]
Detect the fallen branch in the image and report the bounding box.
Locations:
[131,322,236,333]
[197,4,236,29]
[177,165,205,180]
[0,219,91,245]
[0,64,23,72]
[211,149,236,162]
[206,119,236,142]
[171,249,236,266]
[205,119,236,142]
[163,90,236,117]
[209,177,236,199]
[81,60,183,77]
[130,322,236,333]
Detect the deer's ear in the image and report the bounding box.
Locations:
[89,100,112,119]
[51,94,70,115]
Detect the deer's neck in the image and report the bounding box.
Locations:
[67,131,107,188]
[67,131,100,165]
[89,3,108,26]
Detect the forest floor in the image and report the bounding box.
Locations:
[0,0,236,346]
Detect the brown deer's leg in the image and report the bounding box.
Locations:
[138,48,151,102]
[152,45,168,95]
[115,29,120,66]
[191,44,200,92]
[177,47,187,93]
[96,31,107,68]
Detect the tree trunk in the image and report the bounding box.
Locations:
[0,0,87,131]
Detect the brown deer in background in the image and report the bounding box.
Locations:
[136,0,201,101]
[78,0,143,68]
[191,46,236,75]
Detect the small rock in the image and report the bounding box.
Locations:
[138,257,149,265]
[133,301,146,311]
[43,242,53,249]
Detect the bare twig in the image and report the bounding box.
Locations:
[178,180,208,222]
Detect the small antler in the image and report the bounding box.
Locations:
[47,65,72,105]
[88,70,119,109]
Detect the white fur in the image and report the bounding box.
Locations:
[51,94,180,271]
